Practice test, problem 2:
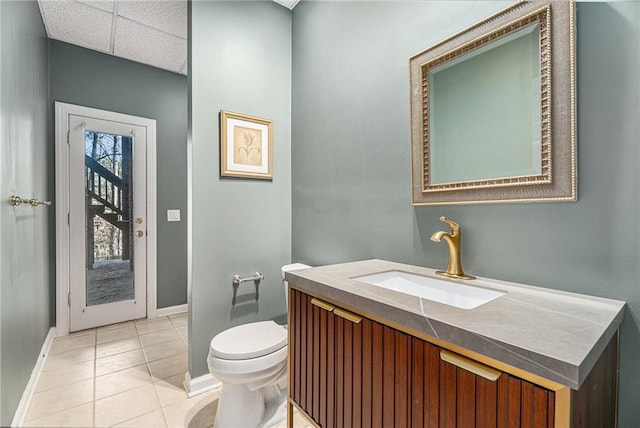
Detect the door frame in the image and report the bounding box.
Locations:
[55,102,158,336]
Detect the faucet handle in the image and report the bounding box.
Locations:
[439,216,460,232]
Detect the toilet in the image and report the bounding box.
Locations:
[207,263,310,428]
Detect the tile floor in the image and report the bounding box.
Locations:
[23,313,313,428]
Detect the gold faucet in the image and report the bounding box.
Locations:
[430,216,475,280]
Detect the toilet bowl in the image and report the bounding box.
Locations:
[208,263,310,428]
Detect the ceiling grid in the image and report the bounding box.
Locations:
[38,0,299,76]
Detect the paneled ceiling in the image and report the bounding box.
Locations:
[37,0,300,76]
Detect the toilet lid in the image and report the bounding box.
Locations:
[210,321,287,360]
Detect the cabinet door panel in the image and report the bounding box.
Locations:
[411,338,425,428]
[352,319,363,428]
[319,307,328,427]
[439,352,555,428]
[407,337,441,428]
[326,304,335,427]
[313,305,321,419]
[361,319,373,428]
[532,386,551,427]
[382,327,396,427]
[299,292,307,408]
[306,296,314,413]
[343,320,353,428]
[292,289,301,404]
[521,382,536,428]
[456,368,477,426]
[476,376,498,427]
[371,323,384,428]
[425,341,440,427]
[395,332,410,427]
[497,376,522,428]
[547,394,555,428]
[521,382,553,428]
[439,357,458,427]
[335,317,344,426]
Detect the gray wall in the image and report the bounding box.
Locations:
[0,1,50,424]
[291,1,639,426]
[189,1,292,377]
[49,40,188,309]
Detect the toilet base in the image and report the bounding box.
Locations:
[258,399,287,428]
[214,383,287,428]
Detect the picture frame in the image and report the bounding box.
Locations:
[220,110,273,179]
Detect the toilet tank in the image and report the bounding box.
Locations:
[281,263,311,310]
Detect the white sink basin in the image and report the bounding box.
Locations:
[353,270,505,309]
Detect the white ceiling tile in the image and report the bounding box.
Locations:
[40,0,113,52]
[117,0,187,39]
[114,17,187,73]
[273,0,300,10]
[76,0,115,14]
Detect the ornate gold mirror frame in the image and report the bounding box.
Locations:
[409,0,576,205]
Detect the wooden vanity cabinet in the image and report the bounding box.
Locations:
[288,288,617,428]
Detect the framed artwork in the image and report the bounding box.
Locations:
[220,110,273,179]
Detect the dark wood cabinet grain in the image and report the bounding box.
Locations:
[289,288,618,428]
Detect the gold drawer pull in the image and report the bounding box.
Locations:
[333,308,362,324]
[440,350,502,382]
[311,298,335,312]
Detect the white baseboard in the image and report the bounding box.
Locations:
[183,371,221,398]
[156,304,188,317]
[11,327,56,427]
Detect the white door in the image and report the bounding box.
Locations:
[67,114,147,331]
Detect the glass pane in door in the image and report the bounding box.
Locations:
[84,131,134,306]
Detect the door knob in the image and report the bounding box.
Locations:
[136,231,144,238]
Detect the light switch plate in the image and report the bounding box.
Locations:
[167,209,181,222]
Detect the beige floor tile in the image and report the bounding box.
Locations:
[97,320,134,332]
[148,352,188,381]
[96,336,141,358]
[36,359,94,393]
[95,384,160,427]
[139,328,182,347]
[292,411,316,428]
[50,334,96,355]
[177,327,188,341]
[60,328,96,339]
[114,409,168,428]
[23,402,93,427]
[96,348,146,376]
[96,325,138,344]
[143,338,187,363]
[153,373,188,407]
[136,317,174,335]
[26,378,93,421]
[271,411,315,428]
[161,389,218,428]
[135,316,169,325]
[169,315,187,328]
[95,364,152,399]
[44,345,95,370]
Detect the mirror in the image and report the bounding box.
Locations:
[410,0,576,205]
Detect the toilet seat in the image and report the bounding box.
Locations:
[208,321,288,387]
[209,346,287,383]
[210,320,287,360]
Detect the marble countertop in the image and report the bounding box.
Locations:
[285,259,626,390]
